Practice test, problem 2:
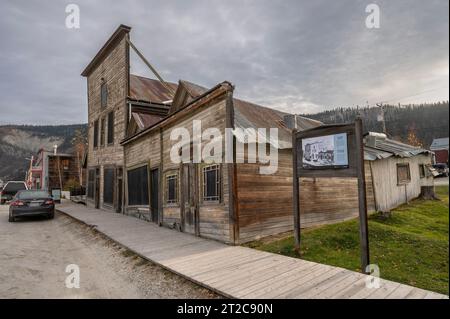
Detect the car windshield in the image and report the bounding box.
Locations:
[17,191,50,200]
[5,182,27,192]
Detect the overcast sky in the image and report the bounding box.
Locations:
[0,0,448,125]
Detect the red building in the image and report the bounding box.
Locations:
[430,138,449,165]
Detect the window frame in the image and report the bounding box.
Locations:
[397,163,411,185]
[107,111,114,145]
[165,171,179,206]
[419,164,426,179]
[127,165,149,206]
[101,82,108,108]
[202,164,221,203]
[100,117,105,147]
[93,120,99,148]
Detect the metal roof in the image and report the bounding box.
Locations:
[167,80,322,149]
[129,74,178,104]
[363,132,432,161]
[131,112,165,130]
[430,137,449,151]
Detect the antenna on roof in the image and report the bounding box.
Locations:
[125,36,176,96]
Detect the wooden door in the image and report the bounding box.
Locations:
[116,167,123,214]
[150,168,159,223]
[181,164,199,235]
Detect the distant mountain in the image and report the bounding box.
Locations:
[301,101,449,148]
[0,124,87,182]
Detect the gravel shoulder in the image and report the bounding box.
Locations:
[0,205,220,299]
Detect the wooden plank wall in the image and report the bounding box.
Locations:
[86,36,128,210]
[123,130,160,219]
[237,149,376,243]
[370,154,433,212]
[123,96,231,242]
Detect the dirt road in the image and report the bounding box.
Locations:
[0,205,219,299]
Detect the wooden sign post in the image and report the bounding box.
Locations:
[292,118,370,272]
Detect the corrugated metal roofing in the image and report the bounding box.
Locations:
[129,74,178,103]
[170,80,322,149]
[363,133,432,161]
[430,137,449,151]
[132,112,165,130]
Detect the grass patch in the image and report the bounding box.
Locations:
[247,186,449,295]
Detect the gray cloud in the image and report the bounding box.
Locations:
[0,0,448,124]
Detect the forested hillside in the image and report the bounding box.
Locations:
[302,101,449,147]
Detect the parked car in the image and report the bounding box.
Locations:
[0,181,28,204]
[8,190,55,222]
[433,163,449,177]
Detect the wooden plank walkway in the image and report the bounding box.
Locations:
[57,202,448,299]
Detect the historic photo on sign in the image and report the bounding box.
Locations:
[302,133,349,169]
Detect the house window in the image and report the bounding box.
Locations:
[165,173,178,204]
[419,164,426,178]
[203,164,221,202]
[87,169,95,198]
[397,163,411,185]
[103,168,114,204]
[93,120,99,148]
[101,82,108,108]
[107,111,114,145]
[100,118,105,146]
[61,159,70,170]
[127,166,149,206]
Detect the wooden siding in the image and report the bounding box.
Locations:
[123,96,231,243]
[370,154,433,212]
[86,35,128,210]
[236,149,376,243]
[161,97,230,243]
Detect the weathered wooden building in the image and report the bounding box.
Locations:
[28,148,79,191]
[364,132,434,212]
[82,25,434,245]
[81,25,176,212]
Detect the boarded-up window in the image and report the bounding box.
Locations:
[101,82,108,108]
[107,111,114,145]
[166,173,178,204]
[87,169,95,198]
[100,118,105,146]
[203,165,221,201]
[127,166,149,205]
[419,164,426,178]
[103,168,114,204]
[93,120,99,148]
[397,163,411,185]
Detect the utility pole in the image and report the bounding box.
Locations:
[376,103,387,135]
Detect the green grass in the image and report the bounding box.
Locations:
[247,186,449,295]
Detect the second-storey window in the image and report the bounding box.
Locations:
[100,118,105,146]
[101,82,108,108]
[93,120,99,148]
[107,111,114,145]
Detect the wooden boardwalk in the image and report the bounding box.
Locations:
[57,202,448,299]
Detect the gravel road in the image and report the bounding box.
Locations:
[0,204,219,299]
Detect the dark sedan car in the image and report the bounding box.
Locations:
[9,190,55,222]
